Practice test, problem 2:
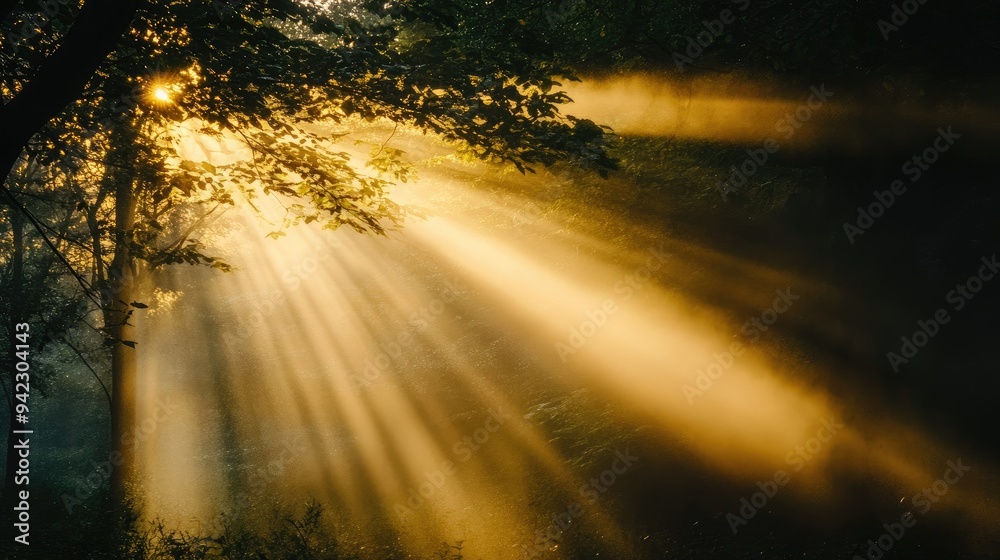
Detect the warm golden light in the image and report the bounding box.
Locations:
[153,87,172,103]
[560,74,1000,155]
[130,105,1000,558]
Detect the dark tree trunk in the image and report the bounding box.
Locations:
[104,173,138,509]
[0,0,142,183]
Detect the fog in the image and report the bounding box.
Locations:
[114,81,1000,558]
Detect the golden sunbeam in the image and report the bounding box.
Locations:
[126,86,1000,559]
[561,74,1000,156]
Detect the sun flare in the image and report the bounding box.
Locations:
[152,87,172,103]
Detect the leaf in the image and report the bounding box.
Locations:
[130,301,149,309]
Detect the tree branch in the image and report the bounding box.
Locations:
[0,184,102,307]
[0,0,144,182]
[62,336,112,410]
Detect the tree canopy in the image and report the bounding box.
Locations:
[0,0,619,524]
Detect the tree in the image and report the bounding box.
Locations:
[0,149,102,541]
[1,0,617,520]
[0,0,142,182]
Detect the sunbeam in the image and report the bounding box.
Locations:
[126,115,1000,558]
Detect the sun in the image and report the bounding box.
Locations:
[147,77,178,106]
[153,86,172,103]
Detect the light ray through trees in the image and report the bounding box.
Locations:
[127,88,1000,559]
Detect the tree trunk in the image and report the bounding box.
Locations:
[0,0,142,184]
[104,173,138,510]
